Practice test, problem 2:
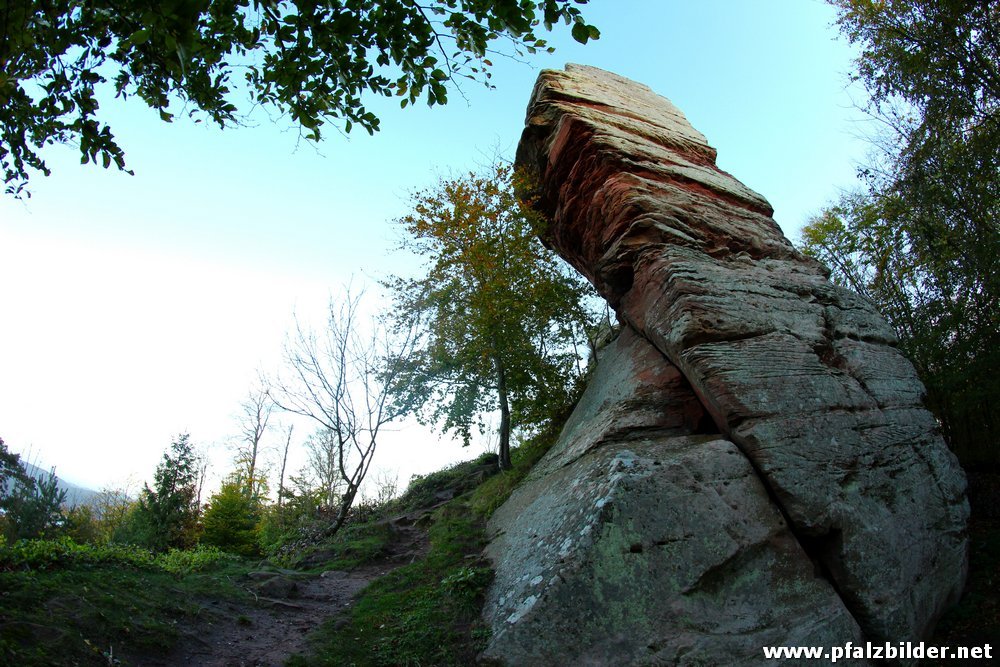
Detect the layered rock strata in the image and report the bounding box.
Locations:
[483,327,867,665]
[483,65,968,664]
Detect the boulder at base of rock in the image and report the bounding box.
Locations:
[483,328,867,666]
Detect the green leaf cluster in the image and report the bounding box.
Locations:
[200,476,263,558]
[386,163,595,468]
[802,190,999,463]
[153,543,232,575]
[0,535,230,574]
[0,0,598,195]
[0,535,147,571]
[815,1,1000,461]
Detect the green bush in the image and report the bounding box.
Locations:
[201,479,262,558]
[1,466,67,542]
[0,537,230,574]
[0,536,153,571]
[61,504,102,545]
[117,434,200,552]
[154,545,231,575]
[441,566,493,605]
[256,484,326,556]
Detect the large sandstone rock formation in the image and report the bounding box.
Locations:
[482,65,968,665]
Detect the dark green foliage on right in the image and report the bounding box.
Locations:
[925,471,1000,659]
[804,1,1000,463]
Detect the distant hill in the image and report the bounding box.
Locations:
[18,462,100,508]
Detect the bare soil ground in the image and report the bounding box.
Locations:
[135,521,429,667]
[161,567,374,667]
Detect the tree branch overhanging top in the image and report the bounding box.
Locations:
[0,0,599,197]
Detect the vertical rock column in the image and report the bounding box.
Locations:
[514,65,967,646]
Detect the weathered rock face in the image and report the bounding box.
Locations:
[483,328,868,665]
[482,65,968,664]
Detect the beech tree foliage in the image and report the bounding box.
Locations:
[387,164,594,470]
[0,0,599,195]
[802,1,999,461]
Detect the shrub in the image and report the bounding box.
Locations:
[1,465,67,542]
[61,504,102,545]
[201,480,262,558]
[0,537,230,574]
[256,482,326,556]
[121,434,200,552]
[0,537,153,571]
[154,545,231,575]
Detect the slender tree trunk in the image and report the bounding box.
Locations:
[247,440,258,499]
[239,388,272,500]
[495,355,513,471]
[195,458,209,514]
[331,483,359,536]
[277,425,293,510]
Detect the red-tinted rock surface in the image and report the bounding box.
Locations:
[485,64,968,662]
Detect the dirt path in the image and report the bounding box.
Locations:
[156,567,377,667]
[138,521,429,667]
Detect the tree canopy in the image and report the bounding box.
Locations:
[201,475,262,557]
[122,433,201,551]
[386,163,594,470]
[0,437,68,542]
[802,0,999,462]
[0,0,599,195]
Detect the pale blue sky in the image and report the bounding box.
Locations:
[0,0,870,492]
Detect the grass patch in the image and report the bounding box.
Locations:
[289,521,396,572]
[470,428,558,518]
[0,552,249,666]
[291,429,560,666]
[289,501,492,667]
[0,417,566,667]
[391,451,501,516]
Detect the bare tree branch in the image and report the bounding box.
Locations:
[234,384,274,499]
[268,286,416,536]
